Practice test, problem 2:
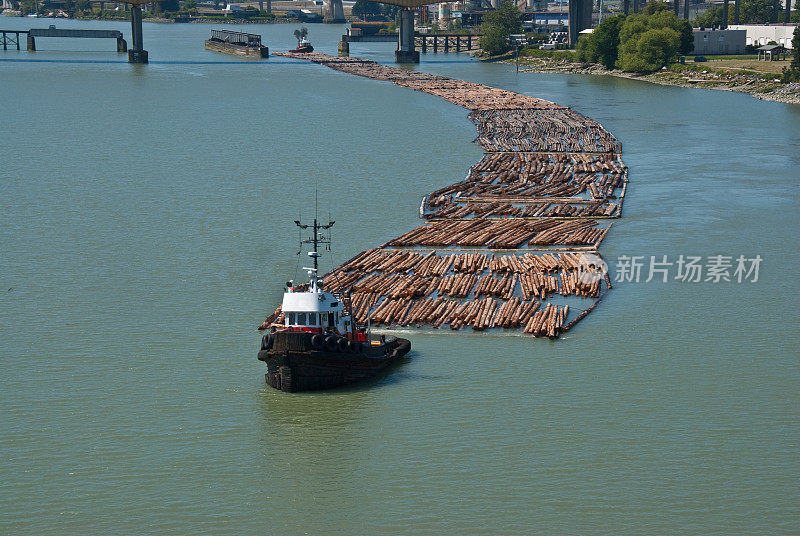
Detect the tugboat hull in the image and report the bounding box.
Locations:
[258,330,410,392]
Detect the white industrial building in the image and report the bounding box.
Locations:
[728,24,797,49]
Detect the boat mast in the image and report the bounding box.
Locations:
[294,216,334,275]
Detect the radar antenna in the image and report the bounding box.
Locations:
[294,218,334,272]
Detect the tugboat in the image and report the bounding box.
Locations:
[292,37,314,53]
[258,217,411,392]
[291,27,314,53]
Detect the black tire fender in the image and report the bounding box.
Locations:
[325,335,339,352]
[337,337,349,352]
[347,340,359,353]
[311,334,325,350]
[261,333,273,351]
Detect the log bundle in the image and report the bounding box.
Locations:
[394,79,560,110]
[423,151,626,220]
[298,249,605,337]
[259,54,630,338]
[274,52,448,82]
[469,109,622,153]
[386,218,607,248]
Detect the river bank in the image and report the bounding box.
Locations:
[503,54,800,104]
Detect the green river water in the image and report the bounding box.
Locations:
[1,19,799,535]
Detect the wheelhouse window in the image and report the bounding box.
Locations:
[287,312,296,325]
[297,312,307,325]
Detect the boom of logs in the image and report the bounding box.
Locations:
[470,109,622,153]
[259,54,629,338]
[386,218,607,248]
[423,152,626,220]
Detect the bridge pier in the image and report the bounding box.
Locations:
[1,31,23,51]
[128,4,148,63]
[568,0,591,46]
[722,0,729,27]
[324,0,345,23]
[27,33,35,51]
[395,7,419,63]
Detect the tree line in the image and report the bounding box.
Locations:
[577,2,693,72]
[695,0,800,27]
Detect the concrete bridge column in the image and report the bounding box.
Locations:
[568,0,591,46]
[723,0,729,27]
[396,7,419,63]
[26,33,35,51]
[128,4,148,63]
[324,0,345,23]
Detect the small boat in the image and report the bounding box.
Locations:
[292,37,314,53]
[258,217,411,392]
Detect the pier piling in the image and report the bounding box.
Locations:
[1,31,23,51]
[338,37,349,56]
[395,8,419,63]
[128,4,148,63]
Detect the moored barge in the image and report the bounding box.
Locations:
[205,29,268,58]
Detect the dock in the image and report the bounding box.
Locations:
[263,53,628,338]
